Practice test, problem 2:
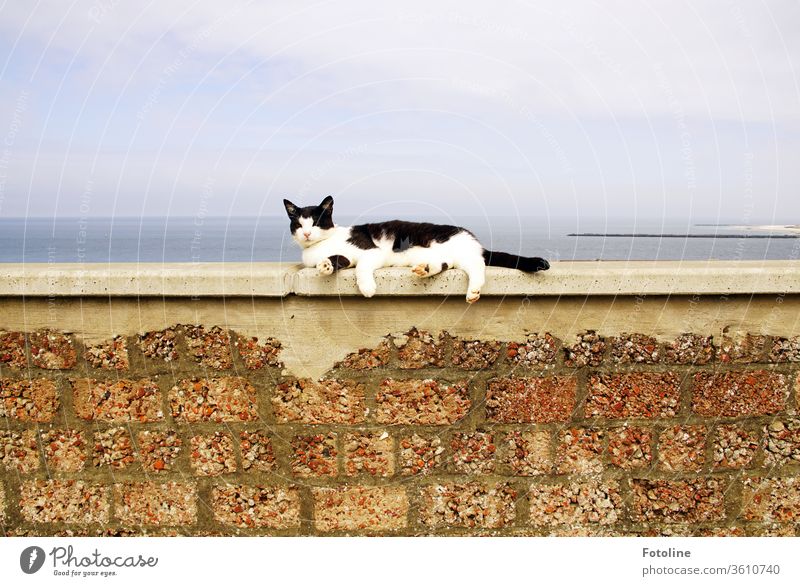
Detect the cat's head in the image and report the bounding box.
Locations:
[283,196,335,247]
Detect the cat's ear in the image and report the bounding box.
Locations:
[319,195,334,212]
[283,199,298,216]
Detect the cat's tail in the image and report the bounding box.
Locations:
[482,249,550,273]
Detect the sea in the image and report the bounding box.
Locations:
[0,216,798,263]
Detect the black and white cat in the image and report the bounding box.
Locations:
[284,196,549,303]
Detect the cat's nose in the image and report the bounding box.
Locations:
[303,231,311,239]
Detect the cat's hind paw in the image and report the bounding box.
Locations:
[412,262,447,278]
[412,263,431,277]
[316,258,334,276]
[466,290,481,304]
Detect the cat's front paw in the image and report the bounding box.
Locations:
[316,258,334,276]
[358,280,377,298]
[466,290,481,304]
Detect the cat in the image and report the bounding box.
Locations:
[283,195,549,303]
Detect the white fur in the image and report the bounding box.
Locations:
[294,225,485,303]
[293,217,327,245]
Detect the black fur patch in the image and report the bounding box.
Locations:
[483,249,550,273]
[346,225,378,250]
[393,236,411,252]
[347,220,465,250]
[328,255,351,271]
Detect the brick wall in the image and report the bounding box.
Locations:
[1,319,799,536]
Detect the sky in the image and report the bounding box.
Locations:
[0,0,798,223]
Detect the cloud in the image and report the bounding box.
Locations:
[0,0,798,220]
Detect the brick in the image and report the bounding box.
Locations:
[43,429,86,473]
[0,378,59,422]
[29,330,77,369]
[506,333,558,367]
[555,428,604,474]
[376,379,470,425]
[313,486,408,533]
[763,419,800,466]
[687,527,749,537]
[486,376,576,423]
[692,371,787,417]
[93,427,134,469]
[631,479,725,523]
[185,325,232,369]
[665,333,715,365]
[335,339,390,370]
[769,336,800,362]
[611,333,660,364]
[138,328,178,362]
[451,432,496,474]
[72,378,162,422]
[240,431,276,472]
[636,526,746,537]
[0,430,40,473]
[212,485,300,529]
[291,433,337,477]
[712,424,758,469]
[746,525,797,537]
[564,330,605,367]
[5,527,146,537]
[343,432,394,476]
[717,332,769,363]
[0,331,27,368]
[273,378,366,424]
[586,373,681,419]
[190,432,236,476]
[114,482,196,525]
[657,425,706,472]
[544,524,629,537]
[503,430,551,476]
[528,481,621,526]
[399,434,444,475]
[235,334,283,369]
[608,426,652,470]
[394,328,446,368]
[137,430,182,472]
[83,336,129,370]
[419,482,516,529]
[20,480,109,524]
[742,477,800,522]
[452,339,501,370]
[169,377,257,422]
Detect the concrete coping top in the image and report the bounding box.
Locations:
[0,261,798,297]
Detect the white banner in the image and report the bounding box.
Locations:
[0,537,797,585]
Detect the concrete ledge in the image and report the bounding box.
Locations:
[0,262,298,297]
[295,261,800,297]
[1,260,798,297]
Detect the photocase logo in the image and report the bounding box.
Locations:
[20,546,46,574]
